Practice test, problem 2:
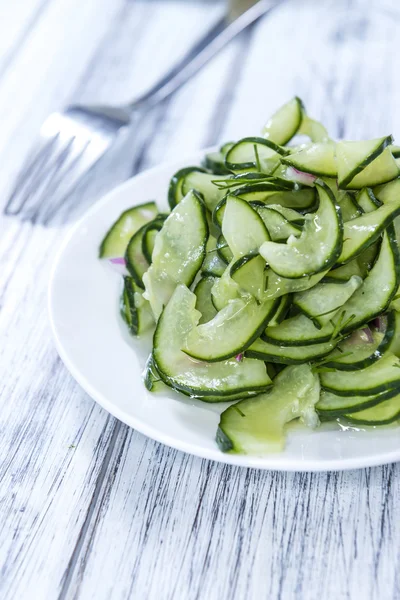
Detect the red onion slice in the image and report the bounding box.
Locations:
[285,166,317,187]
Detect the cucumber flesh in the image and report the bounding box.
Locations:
[182,171,227,212]
[320,352,400,396]
[99,201,158,258]
[323,324,391,371]
[262,97,304,145]
[201,235,226,277]
[125,224,150,288]
[217,364,320,454]
[323,259,362,283]
[246,337,337,364]
[230,254,266,301]
[260,181,342,278]
[336,136,393,188]
[344,394,400,425]
[356,188,381,213]
[317,388,398,418]
[225,137,288,173]
[341,147,399,190]
[143,191,208,320]
[153,285,272,398]
[168,167,206,209]
[222,195,270,258]
[194,276,218,324]
[298,116,330,143]
[282,143,337,178]
[184,294,279,362]
[254,205,301,241]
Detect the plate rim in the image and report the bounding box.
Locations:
[48,152,400,472]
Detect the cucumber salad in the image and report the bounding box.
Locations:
[99,97,400,454]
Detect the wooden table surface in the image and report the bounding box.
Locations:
[1,1,400,598]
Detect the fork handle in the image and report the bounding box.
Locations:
[127,0,282,112]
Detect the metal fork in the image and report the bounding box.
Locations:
[5,0,281,223]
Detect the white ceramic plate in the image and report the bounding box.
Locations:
[49,151,400,471]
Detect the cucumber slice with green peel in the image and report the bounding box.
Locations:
[184,294,279,362]
[217,364,320,454]
[293,275,363,328]
[225,137,288,173]
[267,293,291,326]
[263,313,334,346]
[153,285,272,398]
[356,241,379,277]
[141,216,166,264]
[337,192,362,221]
[181,171,227,212]
[246,337,337,364]
[201,235,226,277]
[143,191,208,320]
[121,277,154,336]
[230,254,266,301]
[356,188,381,213]
[265,204,305,224]
[262,97,304,145]
[253,205,302,241]
[374,177,400,204]
[316,388,399,418]
[322,259,362,283]
[222,195,270,258]
[337,228,400,334]
[386,310,400,357]
[298,116,330,143]
[323,318,394,371]
[389,144,400,158]
[194,276,218,324]
[216,234,233,264]
[168,166,206,209]
[336,136,393,188]
[211,263,241,311]
[125,224,150,288]
[203,151,230,175]
[337,193,400,264]
[341,147,399,190]
[260,181,343,278]
[344,393,400,425]
[99,201,158,258]
[281,143,337,178]
[264,268,329,300]
[320,352,400,396]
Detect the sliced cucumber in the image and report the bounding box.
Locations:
[194,276,218,324]
[281,143,337,177]
[262,97,304,145]
[121,277,154,336]
[225,137,288,173]
[168,167,206,209]
[336,136,393,188]
[320,351,400,396]
[181,171,226,212]
[260,181,342,278]
[153,285,272,398]
[263,313,333,346]
[216,234,233,264]
[337,194,400,264]
[298,116,330,143]
[323,259,363,283]
[293,275,362,328]
[99,201,158,258]
[338,228,400,334]
[356,188,381,213]
[203,151,230,175]
[201,235,226,277]
[337,192,362,221]
[265,204,305,225]
[316,388,398,418]
[323,318,393,371]
[254,205,302,241]
[344,394,400,425]
[217,364,320,453]
[374,177,400,204]
[246,337,336,364]
[125,224,150,288]
[357,242,379,277]
[141,215,166,264]
[230,254,266,301]
[267,293,291,326]
[184,294,279,362]
[222,195,270,258]
[264,268,328,300]
[143,191,208,319]
[341,147,399,190]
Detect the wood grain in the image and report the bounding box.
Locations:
[0,1,399,599]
